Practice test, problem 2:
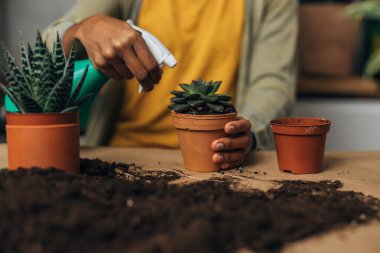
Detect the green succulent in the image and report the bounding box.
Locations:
[0,31,90,113]
[168,79,235,114]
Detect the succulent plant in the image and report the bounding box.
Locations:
[0,31,90,113]
[168,79,235,114]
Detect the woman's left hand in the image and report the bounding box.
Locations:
[211,117,254,170]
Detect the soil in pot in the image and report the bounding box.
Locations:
[0,159,379,253]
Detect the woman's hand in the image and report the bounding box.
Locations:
[64,14,162,91]
[211,117,254,170]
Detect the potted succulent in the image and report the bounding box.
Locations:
[168,80,236,172]
[0,32,89,173]
[271,117,331,174]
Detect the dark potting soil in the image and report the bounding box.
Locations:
[0,159,379,253]
[183,106,236,115]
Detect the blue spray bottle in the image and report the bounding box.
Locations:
[5,20,177,131]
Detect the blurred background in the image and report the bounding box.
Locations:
[1,0,380,150]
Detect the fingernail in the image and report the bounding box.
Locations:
[217,154,224,162]
[230,125,236,132]
[216,143,224,151]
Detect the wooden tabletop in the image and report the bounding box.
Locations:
[0,144,379,253]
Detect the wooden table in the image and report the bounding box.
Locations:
[1,144,379,253]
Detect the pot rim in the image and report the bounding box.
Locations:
[270,117,331,127]
[6,112,79,126]
[6,112,77,116]
[171,111,237,120]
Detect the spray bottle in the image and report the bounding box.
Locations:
[5,20,177,131]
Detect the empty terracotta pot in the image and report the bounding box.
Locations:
[271,118,331,174]
[6,112,80,173]
[172,111,237,172]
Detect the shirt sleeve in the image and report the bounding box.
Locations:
[242,0,298,150]
[43,0,122,53]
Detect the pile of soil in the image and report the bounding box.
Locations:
[0,159,379,253]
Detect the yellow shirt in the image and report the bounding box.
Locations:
[110,0,245,148]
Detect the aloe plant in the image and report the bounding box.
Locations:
[168,79,235,114]
[0,31,90,113]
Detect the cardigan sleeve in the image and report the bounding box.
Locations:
[241,0,298,150]
[43,0,122,54]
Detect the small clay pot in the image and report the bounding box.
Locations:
[171,111,237,172]
[271,118,331,174]
[6,112,80,173]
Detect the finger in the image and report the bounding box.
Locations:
[91,53,123,80]
[225,118,252,135]
[212,151,245,164]
[109,58,134,79]
[120,46,154,91]
[133,37,162,84]
[220,161,244,170]
[101,65,123,80]
[211,134,251,151]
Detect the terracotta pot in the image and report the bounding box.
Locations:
[271,118,331,174]
[6,112,80,173]
[171,111,237,172]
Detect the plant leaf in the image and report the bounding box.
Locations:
[20,34,33,86]
[187,99,205,107]
[67,65,89,107]
[71,93,93,108]
[209,81,222,94]
[201,96,218,103]
[179,83,194,93]
[170,90,185,97]
[52,33,66,80]
[171,97,187,104]
[31,31,48,94]
[43,76,68,112]
[210,94,232,101]
[173,103,190,113]
[206,103,224,113]
[61,106,79,113]
[364,49,380,78]
[0,82,25,113]
[2,44,32,96]
[19,93,43,113]
[183,93,201,100]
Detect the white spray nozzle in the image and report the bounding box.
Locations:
[126,20,177,93]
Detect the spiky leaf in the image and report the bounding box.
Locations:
[2,44,31,96]
[179,83,194,93]
[20,35,33,85]
[173,103,190,113]
[67,65,89,107]
[0,83,25,113]
[44,76,69,112]
[20,93,43,112]
[201,96,219,103]
[183,93,200,100]
[210,94,232,101]
[207,103,224,113]
[187,99,205,107]
[171,97,187,104]
[209,81,222,94]
[171,90,185,97]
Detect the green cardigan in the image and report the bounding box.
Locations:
[44,0,298,150]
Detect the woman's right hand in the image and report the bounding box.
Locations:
[63,14,162,92]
